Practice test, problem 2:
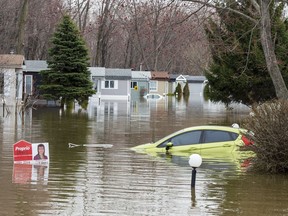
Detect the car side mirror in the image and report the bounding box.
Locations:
[165,142,173,151]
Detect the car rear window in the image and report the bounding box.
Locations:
[203,130,238,143]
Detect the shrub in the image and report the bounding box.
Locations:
[174,83,182,95]
[242,99,288,173]
[183,82,190,97]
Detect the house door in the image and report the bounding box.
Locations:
[93,77,104,93]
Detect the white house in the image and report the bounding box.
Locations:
[0,54,25,106]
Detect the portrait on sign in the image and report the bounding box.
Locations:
[32,143,49,161]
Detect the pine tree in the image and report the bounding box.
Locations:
[205,1,288,106]
[40,15,95,108]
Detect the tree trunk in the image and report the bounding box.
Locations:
[95,0,111,67]
[16,0,28,54]
[81,0,90,33]
[259,0,288,99]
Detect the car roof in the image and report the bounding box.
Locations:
[180,125,243,133]
[149,125,246,145]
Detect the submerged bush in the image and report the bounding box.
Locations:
[243,99,288,173]
[183,82,190,97]
[174,83,182,95]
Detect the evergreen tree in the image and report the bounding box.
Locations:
[183,82,190,97]
[205,1,288,106]
[174,83,182,95]
[40,15,95,108]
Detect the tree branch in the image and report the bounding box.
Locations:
[182,0,258,24]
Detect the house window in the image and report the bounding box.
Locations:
[131,81,138,89]
[25,75,33,95]
[104,80,115,89]
[0,73,3,94]
[149,81,157,91]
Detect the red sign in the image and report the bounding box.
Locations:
[13,140,33,161]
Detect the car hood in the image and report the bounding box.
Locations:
[131,143,154,150]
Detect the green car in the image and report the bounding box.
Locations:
[132,125,253,157]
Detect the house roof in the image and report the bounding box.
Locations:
[105,68,132,80]
[176,75,187,81]
[186,75,207,83]
[169,74,179,80]
[89,67,105,77]
[24,60,48,72]
[169,74,207,83]
[0,54,25,68]
[131,71,151,80]
[151,71,169,80]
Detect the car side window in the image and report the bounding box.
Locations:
[203,130,237,143]
[157,130,202,147]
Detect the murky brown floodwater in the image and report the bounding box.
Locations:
[1,91,288,216]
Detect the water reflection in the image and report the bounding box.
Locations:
[12,164,49,185]
[12,163,33,184]
[0,89,288,215]
[191,188,197,208]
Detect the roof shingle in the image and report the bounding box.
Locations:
[0,54,25,68]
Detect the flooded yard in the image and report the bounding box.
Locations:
[0,93,288,216]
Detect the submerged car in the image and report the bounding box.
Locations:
[143,93,163,100]
[131,125,253,155]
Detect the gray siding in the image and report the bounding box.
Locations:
[101,80,129,96]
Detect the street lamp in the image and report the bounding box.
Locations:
[189,154,202,188]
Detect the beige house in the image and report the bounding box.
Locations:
[150,71,169,95]
[0,54,25,106]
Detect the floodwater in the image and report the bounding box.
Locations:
[1,90,288,216]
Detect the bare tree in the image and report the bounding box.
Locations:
[65,0,92,33]
[0,0,21,54]
[114,0,209,73]
[25,0,64,60]
[76,0,91,33]
[0,0,211,74]
[94,0,125,67]
[15,0,28,55]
